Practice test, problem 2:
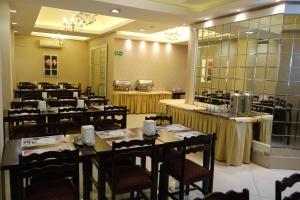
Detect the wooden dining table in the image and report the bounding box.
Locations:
[0,124,209,200]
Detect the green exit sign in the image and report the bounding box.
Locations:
[114,51,124,56]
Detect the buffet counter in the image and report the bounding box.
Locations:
[112,90,172,114]
[159,99,273,166]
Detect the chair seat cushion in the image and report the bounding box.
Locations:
[107,165,152,193]
[169,159,210,183]
[26,179,76,200]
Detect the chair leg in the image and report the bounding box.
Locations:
[141,156,146,169]
[159,164,169,200]
[185,184,190,195]
[179,182,185,200]
[130,191,135,199]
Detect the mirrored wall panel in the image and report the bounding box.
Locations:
[195,14,300,149]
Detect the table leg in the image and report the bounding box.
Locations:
[158,164,168,200]
[83,159,92,200]
[98,156,106,200]
[9,168,21,200]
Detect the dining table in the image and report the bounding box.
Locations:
[1,124,209,200]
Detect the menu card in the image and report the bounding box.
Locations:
[157,124,190,132]
[22,143,71,157]
[21,135,67,148]
[174,131,202,140]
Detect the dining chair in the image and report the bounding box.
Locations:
[195,188,249,200]
[18,84,36,90]
[142,115,178,168]
[8,109,45,139]
[94,106,127,130]
[276,173,300,200]
[57,97,77,107]
[11,101,38,109]
[19,150,79,200]
[87,95,108,106]
[57,107,86,134]
[160,133,217,200]
[145,115,173,125]
[103,138,158,200]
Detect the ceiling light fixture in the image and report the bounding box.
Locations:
[111,9,120,14]
[11,22,17,25]
[236,9,241,12]
[13,30,18,33]
[275,0,280,2]
[62,12,97,32]
[9,9,17,13]
[245,31,254,34]
[139,29,145,32]
[204,18,209,20]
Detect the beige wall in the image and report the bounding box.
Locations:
[14,35,89,89]
[113,39,187,91]
[0,0,13,109]
[88,33,115,99]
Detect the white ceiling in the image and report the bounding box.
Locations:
[9,0,284,40]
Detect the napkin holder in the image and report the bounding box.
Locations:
[42,92,47,100]
[59,84,64,89]
[81,125,95,146]
[77,100,85,108]
[38,101,47,112]
[37,84,42,89]
[143,120,156,136]
[73,92,78,98]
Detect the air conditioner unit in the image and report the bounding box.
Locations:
[39,39,62,48]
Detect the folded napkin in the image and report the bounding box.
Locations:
[175,131,201,140]
[96,130,125,139]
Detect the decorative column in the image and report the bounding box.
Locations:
[185,26,198,104]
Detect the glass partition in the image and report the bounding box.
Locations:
[195,14,300,149]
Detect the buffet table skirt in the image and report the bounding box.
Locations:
[112,91,172,114]
[166,105,252,166]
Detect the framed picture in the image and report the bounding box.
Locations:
[44,54,58,77]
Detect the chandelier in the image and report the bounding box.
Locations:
[165,31,181,41]
[62,12,97,32]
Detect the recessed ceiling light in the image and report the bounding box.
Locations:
[111,9,120,14]
[204,18,209,20]
[9,9,17,13]
[182,23,187,26]
[139,29,145,32]
[12,22,17,25]
[275,0,280,2]
[245,31,254,34]
[236,9,241,12]
[14,30,18,33]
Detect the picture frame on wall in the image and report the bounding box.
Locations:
[44,54,58,77]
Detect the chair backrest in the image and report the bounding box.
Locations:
[57,97,77,107]
[11,101,38,109]
[173,133,216,189]
[43,84,58,90]
[18,85,36,90]
[111,139,157,190]
[145,115,173,125]
[276,173,300,200]
[87,96,108,106]
[22,97,43,101]
[19,150,79,200]
[202,189,249,200]
[8,109,43,139]
[104,106,127,128]
[58,107,85,114]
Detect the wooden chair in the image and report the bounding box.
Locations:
[197,189,250,200]
[18,85,36,90]
[145,115,173,125]
[57,107,86,134]
[160,134,217,200]
[11,101,38,109]
[19,150,79,200]
[103,138,158,200]
[95,106,127,131]
[87,96,108,106]
[8,109,45,139]
[276,173,300,200]
[57,97,77,107]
